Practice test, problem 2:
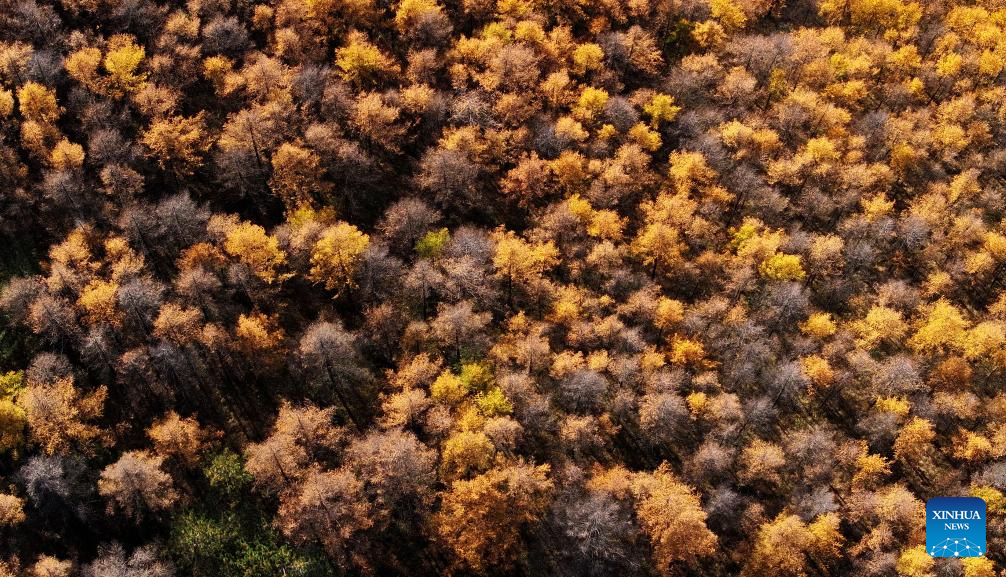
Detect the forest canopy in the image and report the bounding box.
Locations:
[0,0,1004,575]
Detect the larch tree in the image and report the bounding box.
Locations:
[308,221,370,296]
[276,467,374,564]
[16,377,107,456]
[631,464,718,574]
[98,451,178,520]
[434,462,553,572]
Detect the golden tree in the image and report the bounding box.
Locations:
[435,462,553,572]
[308,222,370,295]
[17,376,107,456]
[141,113,212,176]
[631,464,718,574]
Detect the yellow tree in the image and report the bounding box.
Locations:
[759,253,806,281]
[435,462,553,572]
[893,417,935,462]
[235,312,287,368]
[17,82,59,123]
[0,372,26,458]
[908,299,970,355]
[491,227,559,307]
[742,514,815,577]
[335,32,399,87]
[440,430,494,481]
[50,138,85,171]
[103,35,147,96]
[16,376,107,456]
[962,556,996,577]
[632,192,697,278]
[644,94,681,127]
[30,556,73,577]
[308,222,370,296]
[269,142,330,211]
[0,397,24,457]
[17,81,60,159]
[807,513,845,566]
[65,46,103,93]
[631,464,718,574]
[221,220,288,284]
[77,279,119,326]
[0,494,24,527]
[895,545,933,577]
[853,305,908,350]
[141,113,212,176]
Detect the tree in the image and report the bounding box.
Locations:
[631,465,717,573]
[893,417,935,463]
[491,227,559,307]
[345,428,436,512]
[49,138,84,171]
[351,92,406,152]
[16,455,93,524]
[7,0,1006,571]
[298,321,371,426]
[99,451,178,519]
[908,299,969,355]
[853,305,908,350]
[631,197,691,278]
[17,376,107,456]
[269,142,330,211]
[147,412,209,467]
[215,102,290,198]
[30,556,73,577]
[440,430,494,481]
[103,35,147,96]
[547,486,641,577]
[271,401,344,457]
[962,557,996,577]
[739,439,786,485]
[429,301,491,360]
[0,371,26,456]
[395,0,451,44]
[308,222,370,295]
[742,514,817,577]
[220,219,288,284]
[17,81,59,123]
[83,543,174,577]
[153,303,203,344]
[244,431,309,494]
[0,494,25,526]
[895,545,933,577]
[244,401,345,494]
[276,467,373,563]
[142,114,212,176]
[78,279,119,326]
[234,311,287,361]
[818,0,922,36]
[416,148,481,209]
[335,32,399,87]
[639,392,690,446]
[759,253,806,281]
[377,198,441,255]
[435,462,553,572]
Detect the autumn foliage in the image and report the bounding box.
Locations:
[0,0,1005,575]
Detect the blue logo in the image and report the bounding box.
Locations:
[927,497,986,557]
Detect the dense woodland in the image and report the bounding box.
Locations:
[0,0,1005,575]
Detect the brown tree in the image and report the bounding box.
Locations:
[98,451,178,520]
